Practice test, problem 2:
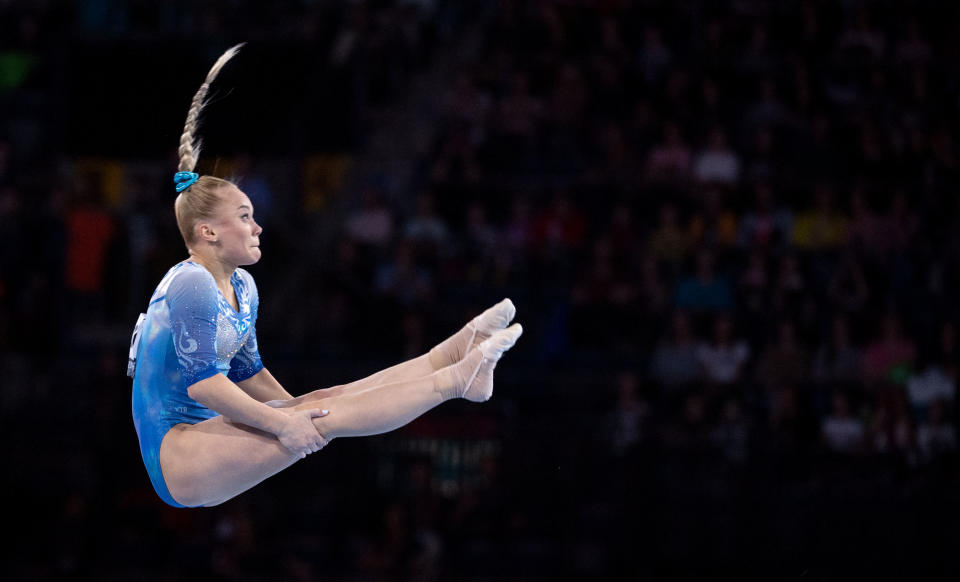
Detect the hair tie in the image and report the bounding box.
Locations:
[174,171,199,192]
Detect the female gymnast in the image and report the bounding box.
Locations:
[128,44,522,508]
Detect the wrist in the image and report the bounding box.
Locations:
[261,406,291,436]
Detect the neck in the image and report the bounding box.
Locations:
[188,252,235,287]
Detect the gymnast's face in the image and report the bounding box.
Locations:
[202,185,263,266]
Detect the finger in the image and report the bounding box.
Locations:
[308,408,330,419]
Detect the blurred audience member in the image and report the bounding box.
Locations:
[604,371,648,457]
[822,392,866,454]
[813,315,864,390]
[862,314,916,386]
[916,399,957,463]
[792,185,847,251]
[674,249,732,314]
[650,311,702,391]
[755,319,809,392]
[696,313,750,387]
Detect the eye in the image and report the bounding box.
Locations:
[241,213,250,220]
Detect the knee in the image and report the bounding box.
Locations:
[311,416,335,444]
[304,384,346,401]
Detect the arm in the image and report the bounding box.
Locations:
[189,373,290,434]
[188,373,327,458]
[236,367,294,402]
[168,266,324,457]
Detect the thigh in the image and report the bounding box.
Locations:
[288,384,349,405]
[159,416,299,507]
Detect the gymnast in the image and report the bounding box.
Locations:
[128,44,522,508]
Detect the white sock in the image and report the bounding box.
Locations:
[433,323,523,402]
[428,299,516,370]
[462,323,524,402]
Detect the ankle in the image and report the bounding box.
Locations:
[428,345,451,371]
[432,349,483,401]
[428,323,475,370]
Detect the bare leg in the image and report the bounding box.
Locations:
[266,354,436,409]
[282,299,516,406]
[160,325,520,507]
[160,354,478,507]
[306,323,522,438]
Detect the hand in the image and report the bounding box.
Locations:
[276,408,329,459]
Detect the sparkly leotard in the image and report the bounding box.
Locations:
[129,261,263,507]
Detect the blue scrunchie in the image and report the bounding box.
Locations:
[174,171,199,193]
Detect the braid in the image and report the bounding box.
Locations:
[174,44,244,249]
[177,43,245,173]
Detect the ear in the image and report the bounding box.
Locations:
[196,221,219,243]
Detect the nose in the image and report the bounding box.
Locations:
[253,220,263,236]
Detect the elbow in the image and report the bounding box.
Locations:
[187,379,214,406]
[187,382,204,403]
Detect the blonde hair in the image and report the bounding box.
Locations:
[173,43,244,247]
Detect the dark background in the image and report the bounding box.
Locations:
[3,0,960,579]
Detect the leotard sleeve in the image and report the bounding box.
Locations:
[167,267,222,388]
[228,327,263,382]
[227,268,264,383]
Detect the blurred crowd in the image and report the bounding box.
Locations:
[420,0,960,462]
[4,0,960,579]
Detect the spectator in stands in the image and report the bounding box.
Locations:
[442,72,492,144]
[738,181,793,252]
[530,191,586,256]
[868,387,916,458]
[687,186,738,254]
[696,313,750,387]
[693,126,741,186]
[770,252,808,317]
[813,315,865,391]
[375,241,435,306]
[827,249,871,322]
[792,184,848,252]
[862,314,916,386]
[675,249,732,314]
[345,187,395,248]
[916,399,956,463]
[645,121,691,186]
[647,202,689,270]
[822,391,866,454]
[650,310,702,391]
[755,319,809,393]
[64,173,117,325]
[711,396,750,464]
[906,349,956,419]
[604,371,648,457]
[403,191,451,252]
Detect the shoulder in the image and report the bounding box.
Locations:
[165,262,217,304]
[171,261,216,287]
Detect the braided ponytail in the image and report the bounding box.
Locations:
[174,43,244,248]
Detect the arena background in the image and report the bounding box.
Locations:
[3,1,960,579]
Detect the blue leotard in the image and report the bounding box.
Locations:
[129,261,264,507]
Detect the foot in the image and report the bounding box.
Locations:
[463,323,524,402]
[432,323,523,402]
[428,299,516,370]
